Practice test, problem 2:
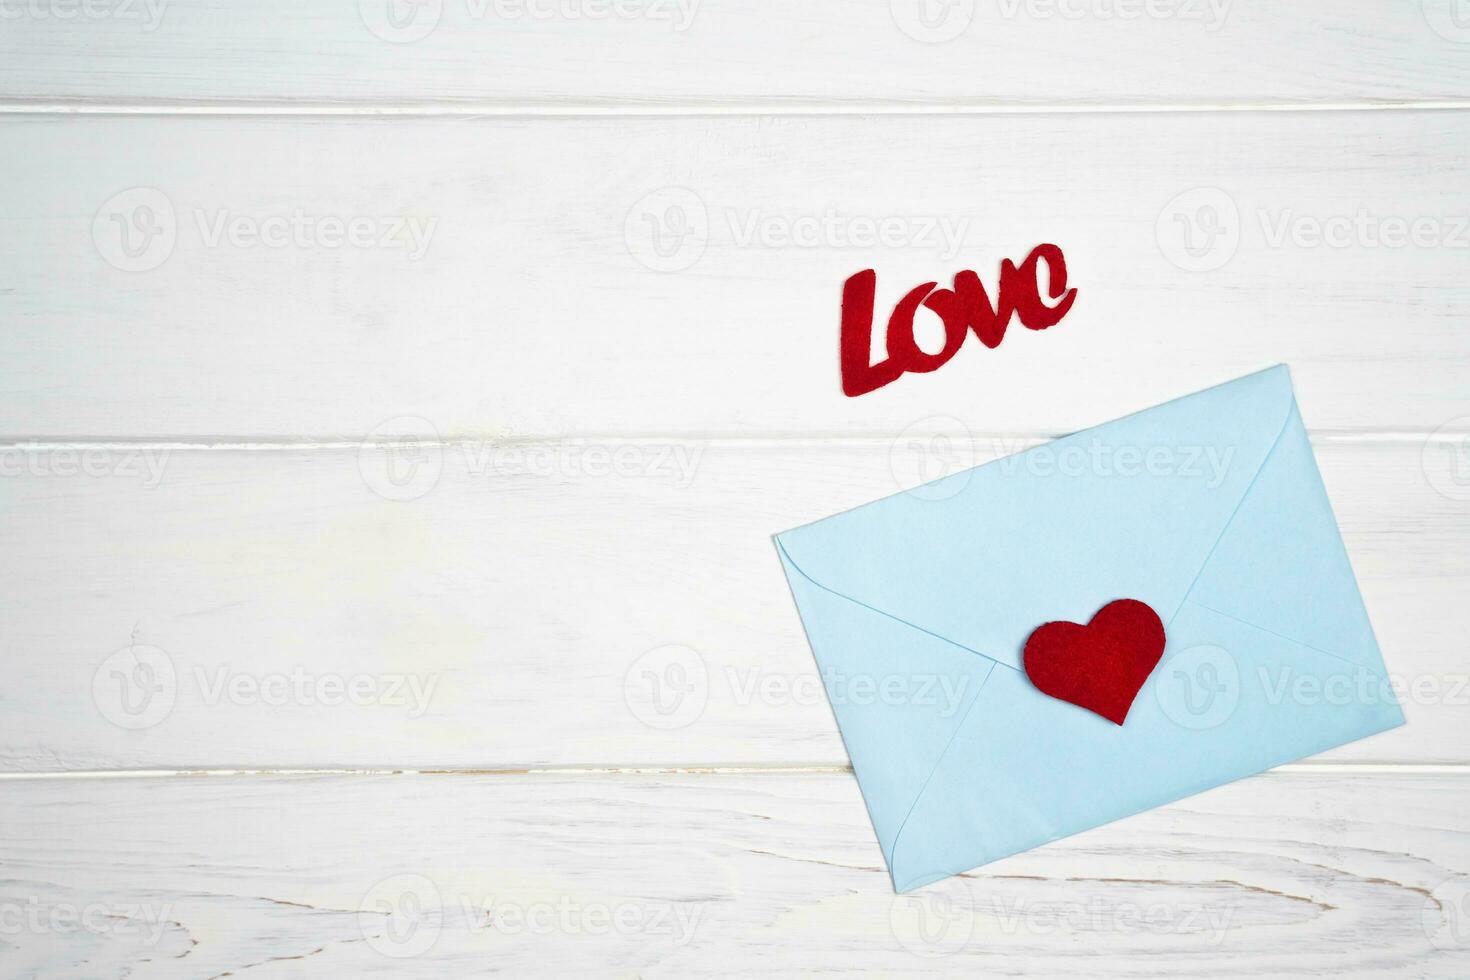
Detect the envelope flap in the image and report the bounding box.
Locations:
[775,366,1294,671]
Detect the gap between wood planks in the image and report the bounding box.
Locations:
[0,431,1460,451]
[2,99,1470,117]
[0,762,1466,781]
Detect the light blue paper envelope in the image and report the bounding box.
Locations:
[774,365,1404,892]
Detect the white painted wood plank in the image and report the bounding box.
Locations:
[0,439,1462,772]
[4,111,1469,439]
[4,1,1470,108]
[0,770,1465,976]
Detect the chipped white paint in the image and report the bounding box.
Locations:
[0,771,1468,975]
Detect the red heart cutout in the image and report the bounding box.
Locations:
[1022,599,1166,725]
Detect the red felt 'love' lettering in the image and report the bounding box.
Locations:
[840,243,1078,397]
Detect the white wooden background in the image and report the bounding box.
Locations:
[2,1,1470,976]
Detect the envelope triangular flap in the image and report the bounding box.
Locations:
[777,545,995,867]
[776,367,1295,670]
[1187,396,1384,669]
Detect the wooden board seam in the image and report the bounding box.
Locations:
[0,431,1462,450]
[0,762,1466,782]
[4,100,1470,118]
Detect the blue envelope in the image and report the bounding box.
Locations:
[774,366,1404,892]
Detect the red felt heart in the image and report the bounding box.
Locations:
[1022,599,1166,726]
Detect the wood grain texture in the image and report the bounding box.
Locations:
[4,111,1469,440]
[4,0,1470,108]
[5,5,1470,974]
[0,770,1466,976]
[0,439,1462,772]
